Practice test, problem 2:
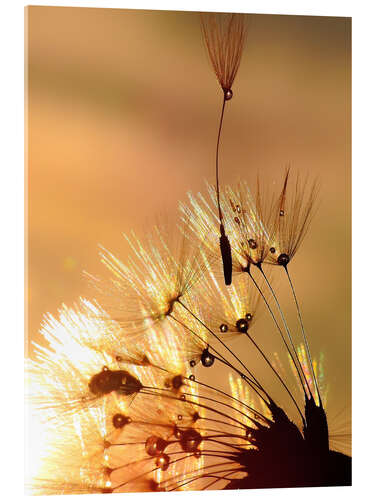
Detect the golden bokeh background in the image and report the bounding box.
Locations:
[26,7,351,427]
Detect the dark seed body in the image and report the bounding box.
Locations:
[220,233,232,286]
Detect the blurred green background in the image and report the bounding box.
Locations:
[26,7,351,438]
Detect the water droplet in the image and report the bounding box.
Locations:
[194,450,202,458]
[102,366,109,371]
[174,426,182,439]
[90,368,135,396]
[277,253,290,267]
[112,413,131,429]
[224,88,233,100]
[236,205,241,213]
[245,313,253,321]
[178,414,183,421]
[156,453,170,471]
[180,394,186,401]
[279,210,285,216]
[246,428,256,444]
[201,348,214,367]
[189,374,195,381]
[234,216,240,224]
[180,428,203,452]
[145,436,168,457]
[149,480,165,492]
[115,356,123,362]
[220,323,228,333]
[189,360,196,367]
[236,318,249,333]
[172,375,184,390]
[270,247,276,254]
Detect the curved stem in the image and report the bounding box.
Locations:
[176,298,272,403]
[216,95,227,223]
[169,313,267,404]
[246,267,307,402]
[183,375,270,424]
[256,265,312,399]
[284,265,321,403]
[244,332,305,423]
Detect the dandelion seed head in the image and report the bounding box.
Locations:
[28,10,349,493]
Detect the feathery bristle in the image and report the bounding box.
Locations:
[201,13,247,94]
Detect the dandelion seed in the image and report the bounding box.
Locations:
[201,13,247,286]
[87,225,210,343]
[264,169,319,268]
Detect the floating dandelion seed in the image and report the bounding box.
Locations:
[201,13,247,286]
[27,10,350,495]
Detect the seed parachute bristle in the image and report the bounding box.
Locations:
[201,13,247,95]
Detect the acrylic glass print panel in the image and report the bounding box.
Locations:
[25,5,351,494]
